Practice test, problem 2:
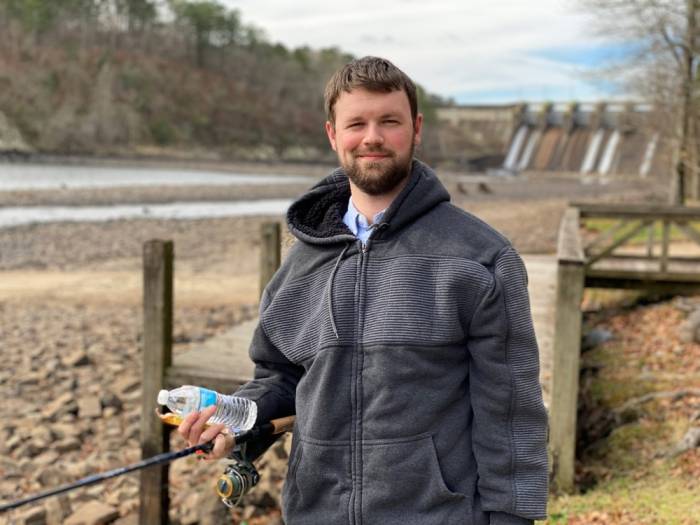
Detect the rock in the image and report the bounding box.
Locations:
[7,433,22,449]
[678,308,700,343]
[24,441,47,458]
[54,437,82,453]
[64,460,90,479]
[33,450,60,467]
[64,500,119,525]
[45,495,72,525]
[673,297,697,313]
[17,372,41,386]
[15,506,47,525]
[100,392,123,413]
[78,397,102,418]
[178,492,201,525]
[62,350,90,367]
[42,392,78,420]
[669,426,700,456]
[581,328,614,352]
[111,376,139,395]
[36,465,69,487]
[477,182,492,194]
[50,422,82,440]
[117,499,138,517]
[112,515,138,525]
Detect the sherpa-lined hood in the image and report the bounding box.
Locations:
[286,159,450,245]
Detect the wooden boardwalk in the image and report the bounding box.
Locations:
[168,254,558,409]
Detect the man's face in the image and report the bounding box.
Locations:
[325,88,423,196]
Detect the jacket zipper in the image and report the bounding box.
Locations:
[350,238,368,525]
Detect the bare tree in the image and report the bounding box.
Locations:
[580,0,699,204]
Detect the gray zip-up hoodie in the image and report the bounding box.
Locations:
[236,160,548,525]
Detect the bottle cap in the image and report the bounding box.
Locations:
[157,389,169,405]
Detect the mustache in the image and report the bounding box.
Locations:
[354,148,394,157]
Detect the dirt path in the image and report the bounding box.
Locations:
[0,269,258,306]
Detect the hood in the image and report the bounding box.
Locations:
[287,159,450,245]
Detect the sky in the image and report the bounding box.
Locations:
[220,0,629,105]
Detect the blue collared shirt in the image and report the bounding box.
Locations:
[343,198,386,245]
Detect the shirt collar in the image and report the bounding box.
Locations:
[345,198,386,236]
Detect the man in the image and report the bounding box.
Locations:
[180,56,548,524]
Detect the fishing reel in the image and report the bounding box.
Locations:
[216,447,260,508]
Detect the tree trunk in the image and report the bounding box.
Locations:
[673,0,698,205]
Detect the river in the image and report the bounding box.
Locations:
[0,163,312,190]
[0,162,307,227]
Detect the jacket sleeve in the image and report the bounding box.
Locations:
[467,246,548,523]
[235,289,305,460]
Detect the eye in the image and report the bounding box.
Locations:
[383,119,400,125]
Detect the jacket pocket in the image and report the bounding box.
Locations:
[361,433,471,524]
[282,437,351,525]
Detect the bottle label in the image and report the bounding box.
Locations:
[199,388,217,409]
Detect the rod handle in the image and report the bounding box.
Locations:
[271,415,296,435]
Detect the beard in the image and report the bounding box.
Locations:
[342,145,414,196]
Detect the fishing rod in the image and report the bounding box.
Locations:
[0,414,295,514]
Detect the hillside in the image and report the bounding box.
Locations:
[0,0,446,163]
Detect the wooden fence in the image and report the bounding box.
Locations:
[138,222,281,524]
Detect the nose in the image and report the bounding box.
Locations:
[362,122,384,147]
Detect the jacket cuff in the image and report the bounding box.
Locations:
[490,512,534,525]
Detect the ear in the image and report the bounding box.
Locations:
[413,113,424,146]
[325,121,337,151]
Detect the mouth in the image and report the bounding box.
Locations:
[356,152,392,160]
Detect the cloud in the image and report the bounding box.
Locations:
[221,0,618,103]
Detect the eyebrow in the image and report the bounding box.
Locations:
[345,112,403,123]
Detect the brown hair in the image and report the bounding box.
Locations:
[324,56,418,125]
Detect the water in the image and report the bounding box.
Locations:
[158,386,257,431]
[580,129,604,174]
[0,199,292,228]
[518,130,540,171]
[503,125,528,171]
[598,130,620,175]
[0,163,313,191]
[639,133,659,178]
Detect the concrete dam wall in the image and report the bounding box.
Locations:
[436,102,672,178]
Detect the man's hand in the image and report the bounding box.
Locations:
[178,405,235,460]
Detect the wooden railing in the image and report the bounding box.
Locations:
[576,202,700,292]
[550,202,700,494]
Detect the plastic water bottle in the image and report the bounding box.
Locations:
[157,385,257,432]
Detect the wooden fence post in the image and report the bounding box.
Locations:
[260,222,281,298]
[140,240,174,525]
[549,207,585,494]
